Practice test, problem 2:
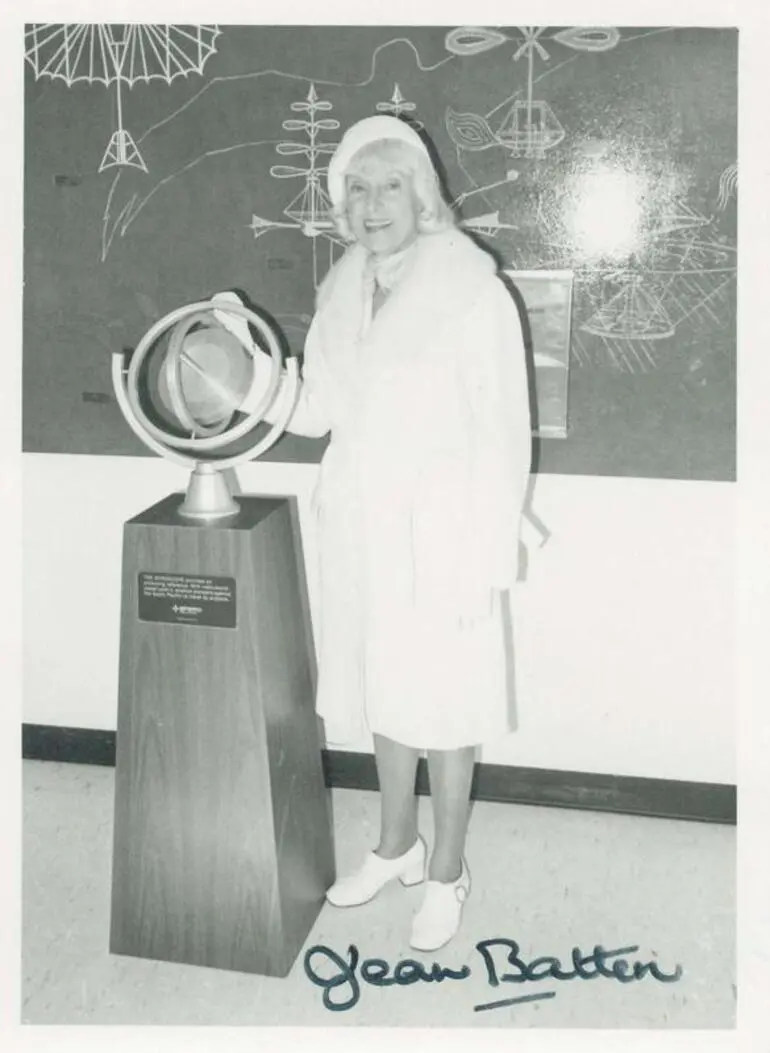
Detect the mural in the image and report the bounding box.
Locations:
[22,25,737,480]
[24,24,221,173]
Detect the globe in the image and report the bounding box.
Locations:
[155,325,255,428]
[112,293,299,519]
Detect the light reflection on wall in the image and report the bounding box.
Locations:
[560,145,692,274]
[566,163,648,264]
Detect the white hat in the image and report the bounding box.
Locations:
[326,115,431,210]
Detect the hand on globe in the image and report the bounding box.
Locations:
[210,290,276,416]
[211,290,256,349]
[113,292,298,519]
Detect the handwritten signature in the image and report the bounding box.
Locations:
[303,938,684,1012]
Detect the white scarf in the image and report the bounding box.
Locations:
[365,240,417,292]
[363,240,418,322]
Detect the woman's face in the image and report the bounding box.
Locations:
[345,157,420,259]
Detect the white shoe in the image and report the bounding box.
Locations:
[409,859,471,952]
[326,837,427,908]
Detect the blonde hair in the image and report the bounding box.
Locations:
[330,138,456,242]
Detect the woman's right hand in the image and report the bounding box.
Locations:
[210,291,277,414]
[210,291,267,357]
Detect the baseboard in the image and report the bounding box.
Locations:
[22,723,735,825]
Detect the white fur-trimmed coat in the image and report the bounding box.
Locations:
[276,229,531,748]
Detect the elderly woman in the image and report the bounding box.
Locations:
[219,114,531,951]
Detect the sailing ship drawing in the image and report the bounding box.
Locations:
[249,83,343,290]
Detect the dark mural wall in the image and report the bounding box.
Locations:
[23,25,737,480]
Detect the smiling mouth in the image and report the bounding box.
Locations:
[365,220,391,231]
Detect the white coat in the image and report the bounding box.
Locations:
[263,228,531,749]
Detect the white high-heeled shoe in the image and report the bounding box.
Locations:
[409,859,471,952]
[325,836,426,908]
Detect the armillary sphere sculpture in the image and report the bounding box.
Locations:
[112,293,299,519]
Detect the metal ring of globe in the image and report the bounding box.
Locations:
[164,308,236,439]
[123,300,287,453]
[112,299,299,519]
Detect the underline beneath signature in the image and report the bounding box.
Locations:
[474,990,558,1012]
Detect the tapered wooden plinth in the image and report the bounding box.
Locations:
[109,493,335,977]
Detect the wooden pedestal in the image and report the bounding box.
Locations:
[109,493,335,977]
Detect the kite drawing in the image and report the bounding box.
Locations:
[24,23,221,173]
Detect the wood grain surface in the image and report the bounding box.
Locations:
[110,494,334,977]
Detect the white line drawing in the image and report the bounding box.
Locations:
[445,25,621,59]
[376,83,423,128]
[581,270,675,341]
[83,26,733,380]
[579,196,711,343]
[444,27,509,57]
[444,27,620,161]
[649,197,711,238]
[437,27,736,373]
[572,262,736,373]
[445,108,504,152]
[575,188,736,371]
[250,82,436,290]
[125,38,453,156]
[99,36,456,260]
[101,138,280,261]
[499,28,566,159]
[25,23,220,173]
[716,162,737,210]
[251,83,344,289]
[458,210,522,239]
[443,28,623,237]
[549,27,622,53]
[522,204,736,373]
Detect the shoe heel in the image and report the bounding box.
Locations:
[399,858,425,887]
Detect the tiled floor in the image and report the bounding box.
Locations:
[22,760,735,1028]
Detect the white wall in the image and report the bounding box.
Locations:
[23,452,734,784]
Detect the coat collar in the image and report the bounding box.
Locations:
[315,229,497,368]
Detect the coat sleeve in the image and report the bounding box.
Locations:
[237,314,332,438]
[211,289,331,438]
[461,277,533,590]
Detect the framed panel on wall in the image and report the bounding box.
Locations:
[506,270,573,440]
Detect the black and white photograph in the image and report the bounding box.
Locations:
[6,3,769,1048]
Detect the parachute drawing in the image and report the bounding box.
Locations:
[24,23,221,173]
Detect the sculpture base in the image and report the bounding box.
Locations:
[109,493,335,977]
[178,463,240,520]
